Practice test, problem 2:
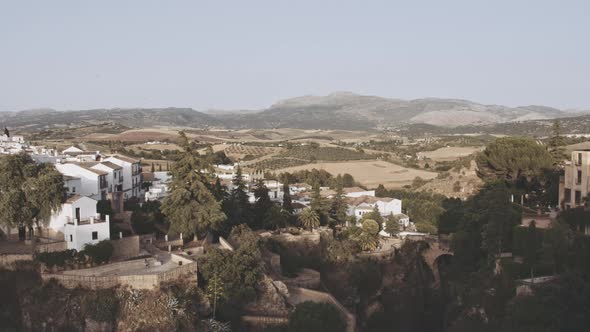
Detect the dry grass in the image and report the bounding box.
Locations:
[421,146,483,161]
[276,160,438,188]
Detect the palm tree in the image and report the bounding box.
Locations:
[299,208,320,230]
[358,219,380,251]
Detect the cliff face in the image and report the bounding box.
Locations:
[0,267,206,332]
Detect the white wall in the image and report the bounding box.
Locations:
[55,164,103,200]
[49,196,98,233]
[64,218,110,251]
[48,196,110,251]
[345,190,375,198]
[91,163,123,193]
[104,157,141,199]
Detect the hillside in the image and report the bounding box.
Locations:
[213,92,575,129]
[0,108,221,131]
[1,92,587,132]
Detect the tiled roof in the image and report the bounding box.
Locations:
[346,195,395,206]
[65,195,83,203]
[99,161,123,170]
[108,154,139,163]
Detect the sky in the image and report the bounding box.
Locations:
[0,0,589,112]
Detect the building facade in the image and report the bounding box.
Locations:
[559,150,590,209]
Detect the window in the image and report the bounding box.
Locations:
[114,173,117,179]
[72,187,76,193]
[565,189,571,203]
[575,191,582,204]
[69,235,73,242]
[578,153,583,165]
[92,231,98,240]
[577,170,583,185]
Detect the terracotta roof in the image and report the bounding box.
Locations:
[108,154,139,163]
[142,172,155,181]
[65,195,83,203]
[99,161,123,170]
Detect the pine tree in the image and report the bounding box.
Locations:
[3,126,9,137]
[548,119,566,162]
[329,179,348,226]
[161,132,225,236]
[221,165,252,234]
[310,183,329,225]
[282,181,294,214]
[385,213,401,236]
[252,179,272,229]
[212,177,226,202]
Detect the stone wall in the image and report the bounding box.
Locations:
[36,241,67,253]
[288,286,356,332]
[241,315,289,330]
[111,236,140,260]
[41,259,198,290]
[281,268,321,289]
[0,253,33,269]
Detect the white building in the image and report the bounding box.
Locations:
[347,195,411,236]
[103,155,142,199]
[91,161,124,193]
[145,171,170,201]
[49,195,110,251]
[55,163,108,201]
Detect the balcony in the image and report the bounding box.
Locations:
[65,214,108,226]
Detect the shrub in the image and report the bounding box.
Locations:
[82,289,119,322]
[81,240,113,264]
[288,301,346,332]
[35,249,77,268]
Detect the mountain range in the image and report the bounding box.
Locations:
[1,92,587,132]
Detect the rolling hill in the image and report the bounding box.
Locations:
[1,92,587,132]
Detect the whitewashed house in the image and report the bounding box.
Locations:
[347,195,410,236]
[49,195,110,251]
[55,163,108,201]
[61,146,101,163]
[103,155,142,199]
[145,171,170,201]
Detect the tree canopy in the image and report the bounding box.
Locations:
[0,153,65,236]
[161,132,225,236]
[476,137,554,182]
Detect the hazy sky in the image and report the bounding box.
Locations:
[1,0,589,111]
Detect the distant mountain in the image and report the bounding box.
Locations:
[212,92,575,129]
[0,108,221,130]
[1,93,585,132]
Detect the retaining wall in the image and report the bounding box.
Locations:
[0,253,33,269]
[35,241,67,253]
[41,258,197,290]
[111,236,140,260]
[288,286,356,332]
